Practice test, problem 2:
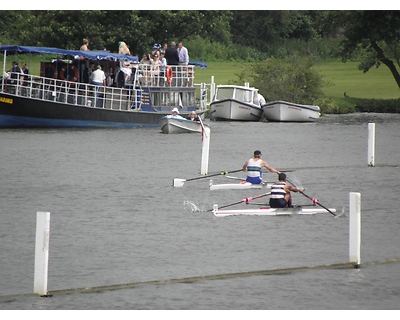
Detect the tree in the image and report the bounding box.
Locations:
[236,54,325,104]
[0,10,233,55]
[324,11,400,89]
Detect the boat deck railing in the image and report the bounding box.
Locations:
[1,65,196,110]
[2,72,138,110]
[130,64,195,88]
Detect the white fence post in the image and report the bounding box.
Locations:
[200,126,211,175]
[349,193,361,267]
[368,123,375,167]
[210,76,215,103]
[34,211,51,296]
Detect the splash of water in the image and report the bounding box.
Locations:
[183,200,202,212]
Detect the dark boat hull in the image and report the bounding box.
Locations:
[0,92,170,128]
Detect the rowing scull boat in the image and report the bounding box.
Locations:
[212,205,336,217]
[209,179,272,190]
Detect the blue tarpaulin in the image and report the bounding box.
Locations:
[0,45,139,62]
[0,45,207,67]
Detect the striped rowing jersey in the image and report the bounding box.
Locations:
[270,182,287,199]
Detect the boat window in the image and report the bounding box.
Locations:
[216,87,234,100]
[150,91,195,108]
[152,92,161,107]
[236,88,253,103]
[253,93,259,105]
[179,92,195,107]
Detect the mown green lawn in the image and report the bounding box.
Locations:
[195,61,399,100]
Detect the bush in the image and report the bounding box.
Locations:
[233,54,326,105]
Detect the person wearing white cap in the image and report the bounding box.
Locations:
[242,150,280,184]
[169,107,184,118]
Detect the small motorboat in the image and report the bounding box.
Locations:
[209,85,264,121]
[262,101,321,122]
[159,116,209,134]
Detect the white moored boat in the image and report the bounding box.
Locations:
[209,85,265,121]
[159,116,209,134]
[262,101,321,122]
[212,206,336,217]
[209,180,272,191]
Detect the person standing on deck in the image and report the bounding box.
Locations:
[164,41,179,66]
[242,150,280,184]
[21,62,29,95]
[269,172,303,208]
[178,42,189,66]
[90,65,106,107]
[80,38,89,51]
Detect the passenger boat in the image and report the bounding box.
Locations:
[209,85,265,121]
[0,45,206,128]
[159,115,209,134]
[209,179,272,190]
[262,101,321,122]
[212,205,336,217]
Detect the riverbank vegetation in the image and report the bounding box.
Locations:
[1,10,399,113]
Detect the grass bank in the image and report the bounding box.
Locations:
[196,61,400,113]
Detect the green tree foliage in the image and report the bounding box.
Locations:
[0,10,233,55]
[229,10,322,52]
[1,10,399,91]
[322,10,400,88]
[235,54,326,105]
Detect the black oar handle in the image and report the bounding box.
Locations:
[186,169,242,182]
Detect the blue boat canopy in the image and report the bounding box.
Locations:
[0,45,207,67]
[0,45,139,62]
[189,61,207,68]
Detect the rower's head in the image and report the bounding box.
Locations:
[278,173,287,181]
[253,150,262,158]
[171,107,179,115]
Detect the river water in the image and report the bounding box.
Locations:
[1,113,399,311]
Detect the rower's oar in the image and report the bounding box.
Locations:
[286,178,336,217]
[173,169,243,187]
[208,192,271,211]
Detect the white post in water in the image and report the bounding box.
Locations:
[368,123,375,167]
[210,76,215,102]
[34,211,51,296]
[200,126,211,175]
[349,193,361,267]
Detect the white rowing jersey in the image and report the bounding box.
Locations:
[246,158,262,179]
